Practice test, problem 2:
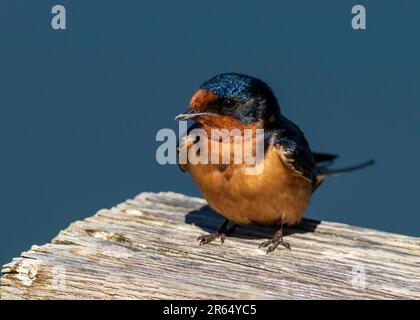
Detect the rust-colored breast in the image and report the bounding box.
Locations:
[183,135,313,226]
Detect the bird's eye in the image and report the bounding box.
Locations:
[223,98,236,108]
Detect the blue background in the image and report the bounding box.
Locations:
[0,1,419,266]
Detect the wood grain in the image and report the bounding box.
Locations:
[1,192,419,299]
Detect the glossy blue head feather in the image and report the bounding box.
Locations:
[200,73,257,100]
[198,73,281,125]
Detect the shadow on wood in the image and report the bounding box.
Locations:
[184,204,320,241]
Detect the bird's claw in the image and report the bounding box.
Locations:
[197,233,224,246]
[259,238,291,254]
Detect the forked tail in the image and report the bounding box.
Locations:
[312,159,375,193]
[316,159,375,178]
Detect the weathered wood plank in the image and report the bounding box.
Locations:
[1,191,419,299]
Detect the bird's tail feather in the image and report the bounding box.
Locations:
[316,159,375,178]
[312,152,338,163]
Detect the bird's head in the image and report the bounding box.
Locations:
[175,73,281,130]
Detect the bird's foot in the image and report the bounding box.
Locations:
[196,219,237,246]
[259,226,290,254]
[197,232,226,246]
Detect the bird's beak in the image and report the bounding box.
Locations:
[174,111,218,121]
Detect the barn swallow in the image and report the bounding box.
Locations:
[175,73,374,253]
